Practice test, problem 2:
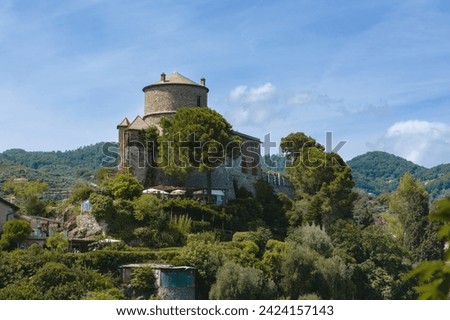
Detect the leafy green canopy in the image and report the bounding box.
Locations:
[0,143,117,198]
[281,132,356,230]
[45,232,69,252]
[89,169,227,246]
[158,107,241,203]
[106,171,143,200]
[158,107,239,174]
[129,266,157,299]
[0,220,33,250]
[348,151,450,199]
[209,261,277,299]
[407,197,450,299]
[2,178,49,215]
[390,173,443,262]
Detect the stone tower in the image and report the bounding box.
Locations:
[117,72,208,174]
[116,72,292,201]
[142,72,209,126]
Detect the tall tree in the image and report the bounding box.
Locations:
[106,171,143,200]
[389,173,443,262]
[175,232,224,299]
[159,107,240,203]
[407,197,450,299]
[280,132,324,164]
[281,132,356,230]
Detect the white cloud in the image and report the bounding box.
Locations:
[230,106,250,125]
[376,120,450,167]
[287,91,337,107]
[229,85,248,102]
[287,92,316,106]
[226,82,277,127]
[229,82,276,104]
[386,120,449,138]
[287,90,388,116]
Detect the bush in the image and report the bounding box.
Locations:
[45,233,69,252]
[0,220,33,251]
[209,261,277,299]
[130,266,157,299]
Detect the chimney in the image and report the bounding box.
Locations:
[200,77,206,86]
[160,72,166,82]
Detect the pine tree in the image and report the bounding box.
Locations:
[390,173,443,262]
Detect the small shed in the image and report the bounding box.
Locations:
[121,263,196,300]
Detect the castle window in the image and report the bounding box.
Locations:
[196,96,201,107]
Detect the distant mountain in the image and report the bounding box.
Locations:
[348,151,450,200]
[0,142,117,197]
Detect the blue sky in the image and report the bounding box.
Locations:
[1,0,450,167]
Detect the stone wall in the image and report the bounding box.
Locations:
[143,84,208,118]
[124,130,149,181]
[145,158,294,201]
[121,133,294,201]
[158,286,196,300]
[0,202,10,233]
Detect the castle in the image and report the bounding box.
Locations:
[117,72,292,203]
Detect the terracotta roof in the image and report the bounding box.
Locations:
[128,116,149,130]
[117,117,130,128]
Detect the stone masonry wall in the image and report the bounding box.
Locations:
[158,286,196,300]
[144,84,208,117]
[145,158,294,201]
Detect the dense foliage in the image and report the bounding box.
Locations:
[0,220,33,250]
[0,142,117,199]
[281,132,357,230]
[408,197,450,299]
[0,245,176,299]
[348,151,450,200]
[159,107,240,202]
[0,129,449,300]
[1,143,449,201]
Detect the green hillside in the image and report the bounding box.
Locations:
[1,144,449,200]
[348,151,450,199]
[0,142,117,197]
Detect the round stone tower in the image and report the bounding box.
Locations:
[142,72,209,125]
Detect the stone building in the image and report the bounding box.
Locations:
[117,72,293,202]
[0,196,19,233]
[15,214,62,247]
